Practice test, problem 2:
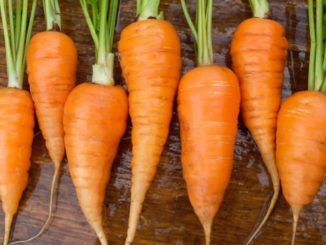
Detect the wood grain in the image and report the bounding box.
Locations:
[0,0,325,244]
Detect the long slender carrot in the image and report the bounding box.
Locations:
[9,2,78,243]
[63,1,128,244]
[230,1,288,243]
[179,1,240,244]
[0,1,36,244]
[276,1,326,244]
[118,1,181,244]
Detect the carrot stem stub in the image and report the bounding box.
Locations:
[80,0,119,85]
[248,0,270,18]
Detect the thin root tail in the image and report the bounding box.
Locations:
[245,180,280,245]
[291,205,301,245]
[3,214,13,245]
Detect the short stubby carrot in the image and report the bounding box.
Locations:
[119,18,181,244]
[64,83,128,244]
[27,31,77,167]
[0,88,34,245]
[231,17,288,243]
[178,66,240,244]
[276,91,326,244]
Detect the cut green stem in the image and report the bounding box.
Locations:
[181,0,213,66]
[308,0,326,93]
[80,0,119,86]
[0,0,37,89]
[136,0,163,20]
[248,0,271,18]
[43,0,61,31]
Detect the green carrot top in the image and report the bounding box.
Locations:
[43,0,61,31]
[80,0,119,86]
[248,0,271,18]
[0,0,37,89]
[308,0,326,93]
[181,0,213,66]
[137,0,163,20]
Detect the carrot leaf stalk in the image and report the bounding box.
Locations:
[181,0,213,66]
[80,0,118,86]
[308,0,326,92]
[248,0,270,18]
[43,0,61,31]
[137,0,163,20]
[0,0,37,89]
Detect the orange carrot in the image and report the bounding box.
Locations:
[276,1,326,244]
[63,1,128,244]
[15,2,77,241]
[0,89,34,245]
[27,31,77,168]
[230,1,288,243]
[118,1,181,243]
[179,1,240,244]
[0,1,36,244]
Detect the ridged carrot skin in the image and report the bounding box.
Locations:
[119,19,181,244]
[178,66,240,244]
[230,18,288,241]
[0,88,34,244]
[27,31,77,167]
[276,91,326,208]
[64,83,128,244]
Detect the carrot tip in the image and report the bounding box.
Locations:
[202,221,212,245]
[3,214,13,245]
[291,205,301,245]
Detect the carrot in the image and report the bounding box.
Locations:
[118,1,181,244]
[230,1,288,243]
[276,1,326,244]
[63,1,128,244]
[0,1,37,244]
[179,1,240,244]
[9,1,78,243]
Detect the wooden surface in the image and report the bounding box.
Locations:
[0,0,325,244]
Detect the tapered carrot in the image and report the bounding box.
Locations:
[118,1,181,244]
[0,1,37,244]
[179,1,240,245]
[10,1,78,242]
[230,0,288,243]
[276,1,326,244]
[63,1,128,244]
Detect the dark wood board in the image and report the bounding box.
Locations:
[0,0,325,244]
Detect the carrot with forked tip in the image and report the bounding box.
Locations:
[230,0,288,243]
[118,0,181,243]
[0,0,37,244]
[276,1,326,244]
[179,1,240,244]
[63,1,128,244]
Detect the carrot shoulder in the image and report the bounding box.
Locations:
[119,13,181,244]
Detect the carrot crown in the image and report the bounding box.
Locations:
[248,0,271,18]
[0,0,37,89]
[137,0,163,20]
[308,0,326,93]
[80,0,119,86]
[181,0,213,66]
[43,0,61,31]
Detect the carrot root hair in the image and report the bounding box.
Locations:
[3,214,13,245]
[245,164,280,245]
[9,166,60,244]
[291,205,301,245]
[125,201,142,245]
[203,221,212,245]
